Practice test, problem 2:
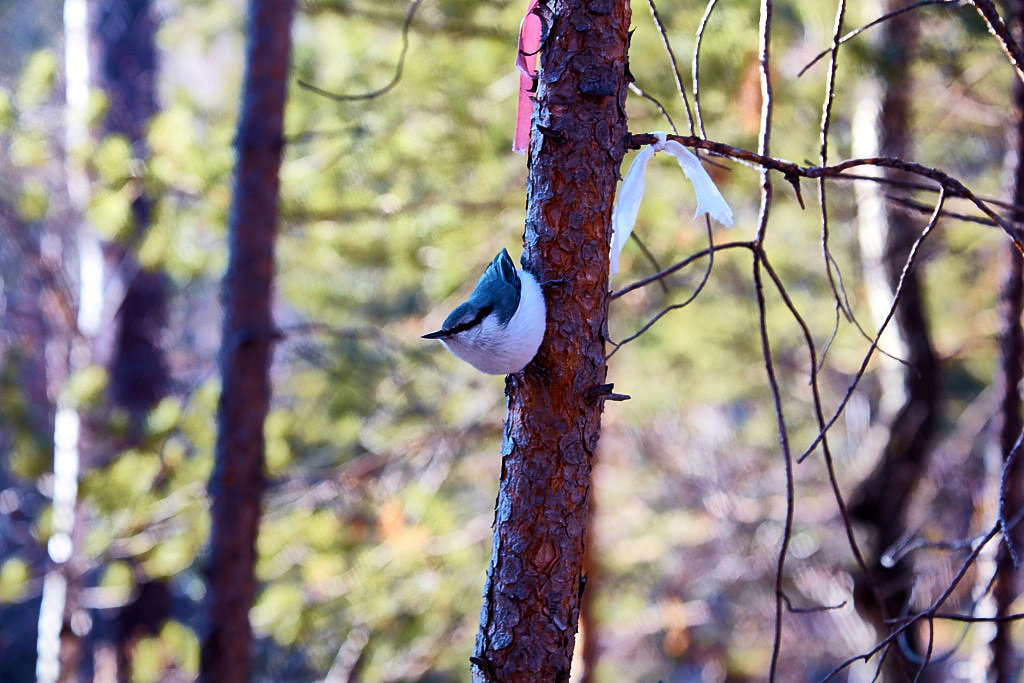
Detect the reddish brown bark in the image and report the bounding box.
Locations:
[199,1,295,681]
[577,502,599,683]
[470,1,631,680]
[992,1,1024,676]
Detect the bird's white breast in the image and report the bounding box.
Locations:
[442,271,546,375]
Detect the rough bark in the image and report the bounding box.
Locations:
[850,1,939,678]
[470,1,631,681]
[992,2,1024,677]
[577,502,599,683]
[199,1,295,681]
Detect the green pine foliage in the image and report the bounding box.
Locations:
[0,0,1017,679]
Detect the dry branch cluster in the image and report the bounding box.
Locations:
[602,0,1024,679]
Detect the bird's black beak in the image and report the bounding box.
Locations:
[422,330,449,340]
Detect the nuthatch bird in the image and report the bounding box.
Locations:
[423,248,546,374]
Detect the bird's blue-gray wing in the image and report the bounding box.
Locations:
[469,248,521,325]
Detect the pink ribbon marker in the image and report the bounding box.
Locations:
[513,0,541,154]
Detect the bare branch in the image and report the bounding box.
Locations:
[610,240,752,300]
[626,133,1023,248]
[748,4,794,680]
[799,188,947,463]
[817,0,854,361]
[886,194,1011,227]
[799,0,962,78]
[645,0,696,135]
[841,171,1024,214]
[627,232,671,294]
[883,501,1024,565]
[297,0,424,101]
[970,0,1024,83]
[823,522,1003,680]
[999,426,1024,568]
[757,254,882,620]
[915,617,936,678]
[891,611,1024,624]
[692,0,720,138]
[782,592,847,614]
[605,219,721,357]
[628,81,678,133]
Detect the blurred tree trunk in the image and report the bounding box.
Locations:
[0,203,55,479]
[576,501,599,683]
[850,1,939,678]
[91,0,169,432]
[991,1,1024,677]
[470,1,631,680]
[87,2,172,676]
[0,203,56,683]
[36,2,102,680]
[199,1,295,681]
[40,2,168,680]
[10,202,69,683]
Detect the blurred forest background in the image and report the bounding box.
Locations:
[2,0,1024,680]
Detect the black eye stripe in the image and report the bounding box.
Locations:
[445,305,493,335]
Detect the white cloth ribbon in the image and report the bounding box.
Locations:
[609,132,733,276]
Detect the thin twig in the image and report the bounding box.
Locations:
[283,124,365,144]
[277,321,393,346]
[611,240,753,300]
[799,188,947,463]
[799,0,962,77]
[884,501,1024,565]
[758,254,883,625]
[646,0,696,135]
[890,611,1024,624]
[823,521,1002,680]
[625,133,1023,248]
[886,194,1011,227]
[818,250,910,369]
[840,171,1024,214]
[297,0,424,101]
[628,82,678,133]
[782,592,847,614]
[606,219,720,358]
[692,0,720,139]
[628,232,671,294]
[970,0,1024,83]
[999,426,1024,568]
[817,0,853,372]
[750,4,791,680]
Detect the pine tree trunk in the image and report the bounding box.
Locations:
[92,0,169,429]
[35,3,99,680]
[199,1,294,681]
[470,1,631,680]
[576,502,599,683]
[992,2,1024,677]
[87,6,172,672]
